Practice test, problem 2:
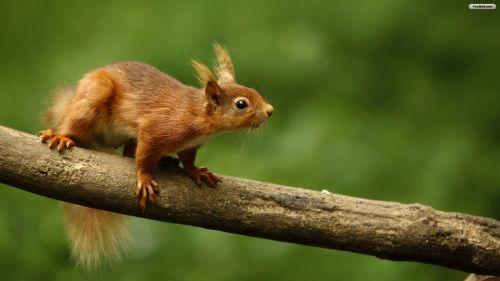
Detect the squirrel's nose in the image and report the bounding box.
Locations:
[265,104,274,117]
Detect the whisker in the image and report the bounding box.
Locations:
[234,130,244,151]
[239,120,254,157]
[256,117,262,141]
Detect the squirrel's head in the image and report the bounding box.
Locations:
[192,44,273,131]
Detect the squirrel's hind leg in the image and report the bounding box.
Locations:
[41,71,116,152]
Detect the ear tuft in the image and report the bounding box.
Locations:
[192,60,216,86]
[213,43,235,83]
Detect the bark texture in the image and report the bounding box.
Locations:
[0,125,498,275]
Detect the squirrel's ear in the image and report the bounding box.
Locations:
[192,60,216,86]
[213,43,235,83]
[205,79,221,105]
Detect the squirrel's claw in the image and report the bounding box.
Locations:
[136,173,159,211]
[199,167,222,187]
[38,129,75,153]
[38,129,55,142]
[186,166,221,188]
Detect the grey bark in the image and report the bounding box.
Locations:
[0,125,498,275]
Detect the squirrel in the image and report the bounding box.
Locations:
[38,44,273,269]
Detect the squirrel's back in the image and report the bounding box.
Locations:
[103,61,186,94]
[96,61,202,127]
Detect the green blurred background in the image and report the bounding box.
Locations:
[0,0,499,280]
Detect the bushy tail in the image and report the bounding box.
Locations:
[63,204,132,269]
[43,87,132,269]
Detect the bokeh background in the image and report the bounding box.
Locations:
[0,0,499,280]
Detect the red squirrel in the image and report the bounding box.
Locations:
[38,44,273,268]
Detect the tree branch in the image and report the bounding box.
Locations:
[0,125,498,275]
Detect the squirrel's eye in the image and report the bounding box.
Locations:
[235,99,248,109]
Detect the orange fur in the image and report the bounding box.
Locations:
[41,44,274,269]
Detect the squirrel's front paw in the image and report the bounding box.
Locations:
[185,166,221,188]
[38,129,75,152]
[136,172,159,211]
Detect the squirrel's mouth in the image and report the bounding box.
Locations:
[245,111,270,130]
